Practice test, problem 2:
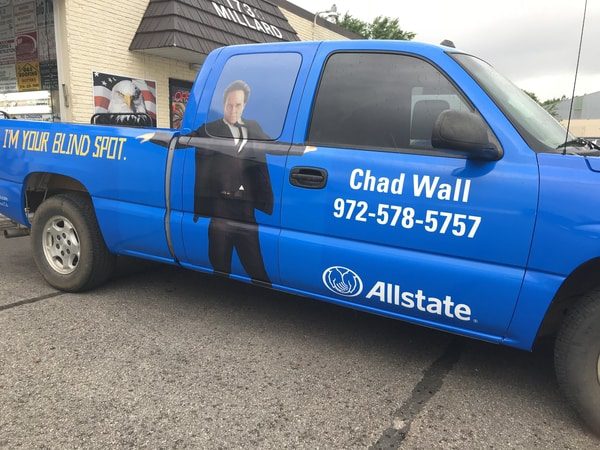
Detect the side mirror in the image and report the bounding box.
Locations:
[432,110,502,161]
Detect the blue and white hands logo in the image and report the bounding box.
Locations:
[322,266,363,297]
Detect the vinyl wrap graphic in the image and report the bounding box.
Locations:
[322,266,364,297]
[182,52,303,283]
[134,52,304,284]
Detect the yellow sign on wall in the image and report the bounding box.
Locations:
[16,61,41,92]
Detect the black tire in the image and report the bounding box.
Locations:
[555,288,600,436]
[31,193,116,292]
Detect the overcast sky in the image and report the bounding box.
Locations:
[291,0,599,101]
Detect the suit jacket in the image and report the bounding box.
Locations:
[189,119,274,221]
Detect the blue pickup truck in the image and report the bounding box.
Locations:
[1,40,599,434]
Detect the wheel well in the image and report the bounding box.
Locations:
[536,258,600,342]
[24,173,89,215]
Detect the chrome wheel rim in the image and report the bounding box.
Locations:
[42,216,81,275]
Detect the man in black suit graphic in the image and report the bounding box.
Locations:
[139,80,276,285]
[189,80,273,284]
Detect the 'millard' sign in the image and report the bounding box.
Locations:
[212,0,284,39]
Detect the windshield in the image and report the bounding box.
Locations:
[451,53,572,152]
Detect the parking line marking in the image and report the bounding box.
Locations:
[0,292,64,312]
[370,340,463,449]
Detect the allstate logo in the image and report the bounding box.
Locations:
[322,266,363,297]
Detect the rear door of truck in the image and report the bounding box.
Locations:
[175,43,319,285]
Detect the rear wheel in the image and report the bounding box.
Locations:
[555,288,600,436]
[31,193,115,292]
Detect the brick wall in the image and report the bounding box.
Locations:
[61,0,197,128]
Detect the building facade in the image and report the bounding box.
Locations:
[0,0,357,128]
[554,91,600,138]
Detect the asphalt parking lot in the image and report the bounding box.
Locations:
[0,236,598,449]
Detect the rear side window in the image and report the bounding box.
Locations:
[308,52,474,152]
[203,52,302,141]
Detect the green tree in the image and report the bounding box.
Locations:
[336,13,415,40]
[370,16,416,40]
[523,90,564,118]
[336,13,370,38]
[541,97,563,118]
[524,90,540,104]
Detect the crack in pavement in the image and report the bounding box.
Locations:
[371,340,463,449]
[0,291,64,312]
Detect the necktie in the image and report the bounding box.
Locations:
[234,123,245,139]
[233,123,246,193]
[234,123,246,153]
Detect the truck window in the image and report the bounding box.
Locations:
[204,52,302,141]
[308,52,477,152]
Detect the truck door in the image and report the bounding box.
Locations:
[176,46,314,286]
[279,45,539,341]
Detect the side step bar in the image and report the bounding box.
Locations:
[0,215,30,239]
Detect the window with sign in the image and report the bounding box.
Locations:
[169,78,193,129]
[0,0,60,121]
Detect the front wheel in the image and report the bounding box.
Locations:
[31,193,116,292]
[555,288,600,436]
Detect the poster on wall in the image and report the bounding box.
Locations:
[0,64,17,93]
[0,2,13,40]
[15,31,37,61]
[0,38,15,65]
[169,78,193,129]
[13,0,36,34]
[93,71,157,125]
[36,26,55,61]
[36,0,56,61]
[16,60,41,91]
[40,60,57,90]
